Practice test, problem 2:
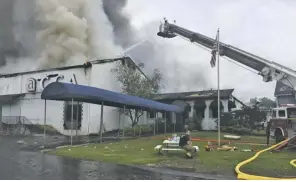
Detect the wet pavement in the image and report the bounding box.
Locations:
[0,136,234,180]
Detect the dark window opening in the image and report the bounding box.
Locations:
[149,111,156,118]
[63,101,83,130]
[211,107,224,118]
[196,109,205,118]
[272,111,276,117]
[194,102,206,118]
[210,101,224,118]
[278,110,286,117]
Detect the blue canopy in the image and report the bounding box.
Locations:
[41,82,183,113]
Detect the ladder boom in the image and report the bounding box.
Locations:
[157,19,296,92]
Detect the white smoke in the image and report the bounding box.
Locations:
[36,0,122,69]
[84,0,123,59]
[35,0,90,69]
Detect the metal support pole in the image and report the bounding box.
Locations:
[100,102,104,144]
[156,112,159,133]
[123,105,125,140]
[217,29,221,146]
[76,102,79,137]
[174,123,176,133]
[172,112,176,133]
[146,111,148,125]
[71,99,74,146]
[87,104,90,135]
[139,108,143,137]
[44,100,47,145]
[154,111,156,136]
[164,112,166,134]
[118,108,121,138]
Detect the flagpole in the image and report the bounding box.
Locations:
[217,28,221,146]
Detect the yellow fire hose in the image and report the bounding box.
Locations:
[235,138,296,180]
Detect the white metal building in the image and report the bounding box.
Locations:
[0,57,154,136]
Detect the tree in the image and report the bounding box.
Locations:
[111,60,163,129]
[249,97,276,109]
[220,112,237,127]
[258,97,277,109]
[249,97,259,106]
[236,105,266,130]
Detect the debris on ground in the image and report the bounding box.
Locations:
[16,140,26,145]
[217,145,237,151]
[241,149,253,152]
[204,141,214,151]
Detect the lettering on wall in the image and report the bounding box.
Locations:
[27,78,37,92]
[40,74,65,89]
[26,73,78,93]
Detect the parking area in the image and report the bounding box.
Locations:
[0,136,208,180]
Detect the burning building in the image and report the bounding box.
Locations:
[153,90,245,130]
[0,57,157,135]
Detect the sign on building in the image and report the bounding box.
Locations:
[27,78,37,92]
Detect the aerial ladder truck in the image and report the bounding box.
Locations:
[157,19,296,145]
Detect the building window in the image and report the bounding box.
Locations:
[63,101,83,130]
[210,101,224,118]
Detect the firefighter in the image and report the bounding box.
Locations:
[179,131,196,158]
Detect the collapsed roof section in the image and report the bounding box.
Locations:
[154,89,235,101]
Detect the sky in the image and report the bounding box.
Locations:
[124,0,296,102]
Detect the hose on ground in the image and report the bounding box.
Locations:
[235,138,296,180]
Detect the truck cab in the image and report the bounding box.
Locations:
[269,105,296,143]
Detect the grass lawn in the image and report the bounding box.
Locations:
[48,131,295,178]
[241,151,296,178]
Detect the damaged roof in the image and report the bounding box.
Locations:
[0,56,142,78]
[154,89,235,101]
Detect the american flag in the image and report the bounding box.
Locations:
[210,31,219,68]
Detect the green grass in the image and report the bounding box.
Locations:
[48,131,295,177]
[242,151,296,177]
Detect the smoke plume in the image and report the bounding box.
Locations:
[102,0,210,92]
[0,0,38,69]
[0,0,208,92]
[36,0,90,69]
[102,0,137,49]
[0,0,122,73]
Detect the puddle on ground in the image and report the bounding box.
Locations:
[0,136,211,180]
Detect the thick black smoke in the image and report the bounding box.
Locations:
[102,0,137,49]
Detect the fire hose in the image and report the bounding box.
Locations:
[235,138,296,180]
